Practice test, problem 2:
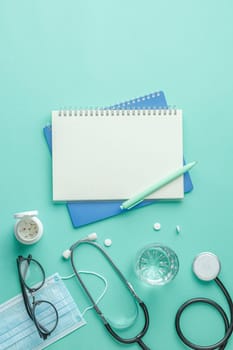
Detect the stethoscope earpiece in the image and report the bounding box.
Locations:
[87,232,98,241]
[62,249,71,259]
[62,233,97,260]
[192,252,221,281]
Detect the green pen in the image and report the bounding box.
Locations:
[120,161,197,210]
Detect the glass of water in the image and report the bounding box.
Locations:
[135,243,179,286]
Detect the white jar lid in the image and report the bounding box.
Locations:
[14,210,39,219]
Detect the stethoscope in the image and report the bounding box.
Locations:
[175,252,233,350]
[63,233,151,350]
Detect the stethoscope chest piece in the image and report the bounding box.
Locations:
[176,251,233,350]
[192,252,221,281]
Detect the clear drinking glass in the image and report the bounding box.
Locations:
[135,243,179,286]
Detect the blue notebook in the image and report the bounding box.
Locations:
[43,91,193,227]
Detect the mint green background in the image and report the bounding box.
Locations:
[1,1,233,349]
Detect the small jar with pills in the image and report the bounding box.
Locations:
[13,210,43,245]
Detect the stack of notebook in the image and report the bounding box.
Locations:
[43,91,193,227]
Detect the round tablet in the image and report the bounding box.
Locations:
[104,238,112,247]
[153,222,161,231]
[192,252,221,281]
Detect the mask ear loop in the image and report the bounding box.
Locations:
[61,270,139,329]
[61,271,108,317]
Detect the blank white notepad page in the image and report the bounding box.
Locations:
[52,109,183,201]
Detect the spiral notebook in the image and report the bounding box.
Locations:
[52,112,183,201]
[44,91,193,226]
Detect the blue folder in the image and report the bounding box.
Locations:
[43,91,193,227]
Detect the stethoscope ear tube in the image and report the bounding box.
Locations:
[104,301,150,348]
[69,239,151,349]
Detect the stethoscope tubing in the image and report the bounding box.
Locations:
[104,301,150,348]
[69,239,150,349]
[175,277,233,350]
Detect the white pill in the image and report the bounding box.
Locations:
[153,222,161,231]
[104,238,112,247]
[176,225,181,234]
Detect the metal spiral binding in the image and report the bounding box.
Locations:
[57,90,179,117]
[58,108,177,117]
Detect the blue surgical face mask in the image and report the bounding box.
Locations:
[0,273,86,350]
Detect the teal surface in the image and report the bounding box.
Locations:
[1,1,233,349]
